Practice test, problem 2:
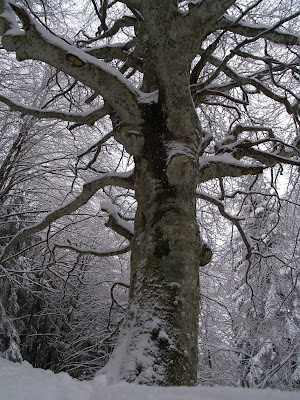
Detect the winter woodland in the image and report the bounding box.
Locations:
[0,0,299,389]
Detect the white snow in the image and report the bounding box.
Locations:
[158,330,171,342]
[138,90,159,104]
[224,14,300,41]
[0,357,299,400]
[168,282,181,289]
[165,141,196,164]
[27,17,142,96]
[101,201,134,235]
[199,153,256,167]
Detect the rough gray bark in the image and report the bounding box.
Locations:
[0,0,299,386]
[103,102,202,385]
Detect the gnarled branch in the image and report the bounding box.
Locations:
[0,1,143,126]
[101,201,134,241]
[198,154,264,183]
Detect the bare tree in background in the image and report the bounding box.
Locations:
[0,0,299,386]
[197,175,300,390]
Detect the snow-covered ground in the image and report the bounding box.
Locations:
[0,357,298,400]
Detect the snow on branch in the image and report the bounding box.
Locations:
[236,146,300,168]
[213,125,274,154]
[0,94,110,126]
[53,242,131,257]
[0,170,134,262]
[101,201,134,241]
[165,140,197,164]
[0,0,143,126]
[203,125,300,173]
[228,128,300,167]
[221,13,300,46]
[198,154,264,183]
[85,40,143,74]
[84,40,134,62]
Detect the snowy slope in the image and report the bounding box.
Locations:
[0,357,298,400]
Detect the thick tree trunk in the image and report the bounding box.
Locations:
[103,103,202,385]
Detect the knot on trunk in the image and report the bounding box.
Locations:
[166,154,195,187]
[199,241,212,266]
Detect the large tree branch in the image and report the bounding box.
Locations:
[184,0,237,39]
[53,242,131,257]
[0,170,134,262]
[84,40,143,73]
[193,89,248,107]
[95,15,137,40]
[84,40,134,62]
[101,201,134,241]
[198,154,264,183]
[216,124,300,167]
[0,1,143,127]
[220,14,300,46]
[0,93,110,126]
[205,126,300,171]
[235,146,300,167]
[192,52,299,107]
[189,0,266,86]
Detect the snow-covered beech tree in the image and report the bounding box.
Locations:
[0,0,299,386]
